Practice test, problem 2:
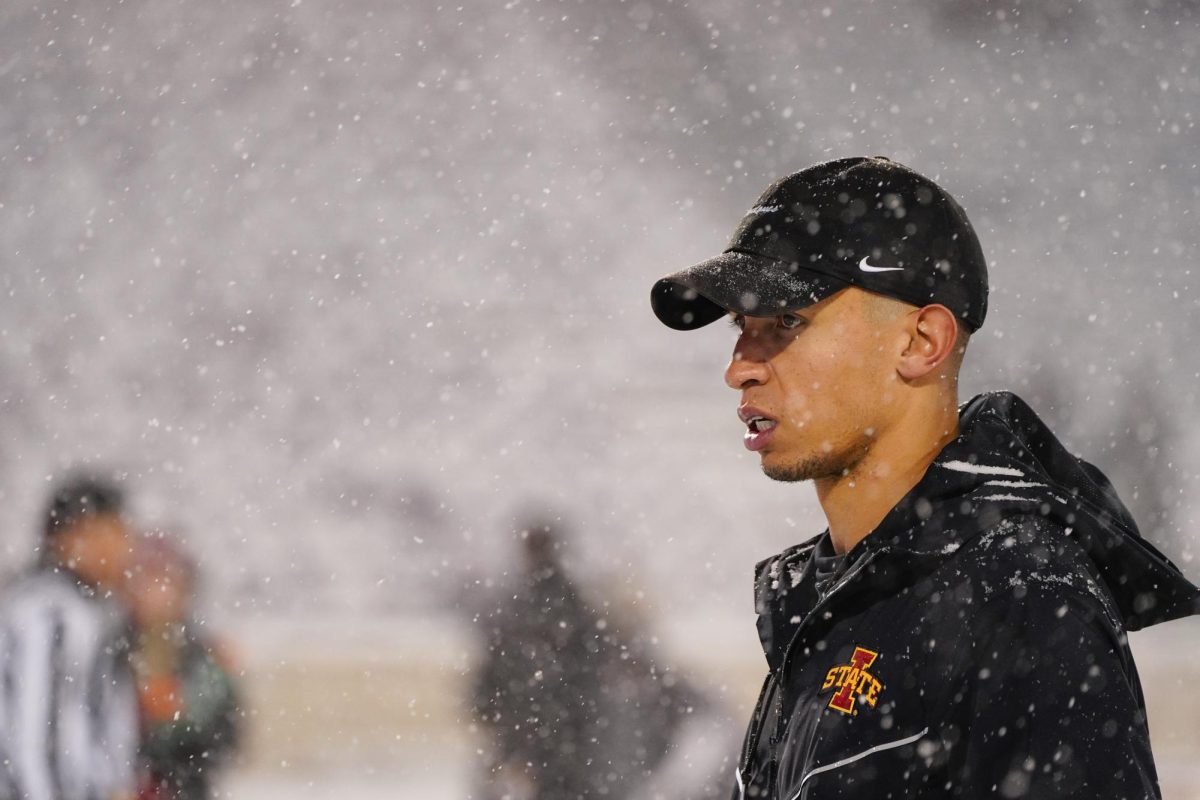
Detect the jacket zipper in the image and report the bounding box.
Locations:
[793,706,824,800]
[767,549,886,798]
[738,670,777,781]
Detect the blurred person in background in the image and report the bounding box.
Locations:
[0,473,139,800]
[472,512,730,800]
[126,532,241,800]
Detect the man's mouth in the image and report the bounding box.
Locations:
[739,407,778,452]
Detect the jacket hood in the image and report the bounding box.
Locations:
[883,391,1199,630]
[756,391,1199,638]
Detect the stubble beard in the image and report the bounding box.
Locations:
[760,438,870,484]
[762,453,847,483]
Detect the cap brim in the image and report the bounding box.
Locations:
[650,250,848,331]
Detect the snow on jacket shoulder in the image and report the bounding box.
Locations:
[942,516,1155,798]
[734,392,1199,800]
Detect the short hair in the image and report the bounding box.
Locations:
[950,325,972,370]
[44,474,124,540]
[860,290,971,372]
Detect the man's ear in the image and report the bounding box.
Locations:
[897,304,959,381]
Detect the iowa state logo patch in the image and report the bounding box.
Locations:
[821,646,883,714]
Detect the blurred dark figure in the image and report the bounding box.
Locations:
[0,472,140,800]
[472,515,730,800]
[126,533,241,800]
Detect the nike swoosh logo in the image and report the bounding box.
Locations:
[859,256,903,273]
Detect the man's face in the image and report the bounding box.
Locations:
[128,560,190,627]
[54,513,133,592]
[724,288,906,482]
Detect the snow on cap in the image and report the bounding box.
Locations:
[650,156,989,332]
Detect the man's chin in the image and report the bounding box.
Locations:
[761,459,812,483]
[761,453,837,483]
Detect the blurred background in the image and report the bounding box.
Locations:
[1,0,1198,796]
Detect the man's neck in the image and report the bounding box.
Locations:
[816,402,960,554]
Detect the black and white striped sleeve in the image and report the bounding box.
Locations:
[0,579,138,800]
[0,604,67,800]
[87,635,138,799]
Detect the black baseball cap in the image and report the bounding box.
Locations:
[650,156,988,332]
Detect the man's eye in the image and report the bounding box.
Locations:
[779,314,804,330]
[728,314,746,331]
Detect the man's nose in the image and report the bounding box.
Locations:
[725,337,770,390]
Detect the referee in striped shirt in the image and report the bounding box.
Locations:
[0,475,139,800]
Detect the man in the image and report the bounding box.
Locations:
[473,517,615,800]
[472,514,719,800]
[649,156,1200,799]
[0,474,139,800]
[127,532,241,800]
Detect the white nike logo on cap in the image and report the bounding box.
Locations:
[859,256,904,273]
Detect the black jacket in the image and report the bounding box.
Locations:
[735,392,1200,800]
[138,630,241,800]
